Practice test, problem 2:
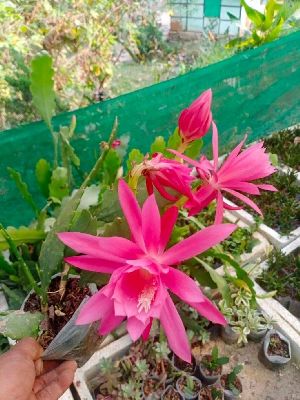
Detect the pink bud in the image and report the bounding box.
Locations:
[178,89,212,143]
[112,139,121,149]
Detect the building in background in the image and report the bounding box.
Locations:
[169,0,267,37]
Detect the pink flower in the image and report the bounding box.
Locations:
[130,153,194,202]
[112,139,121,149]
[58,180,236,362]
[178,89,212,143]
[170,122,277,223]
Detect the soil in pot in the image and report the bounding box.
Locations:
[267,333,290,358]
[173,353,197,374]
[24,276,91,348]
[143,377,165,398]
[198,355,222,384]
[162,385,183,400]
[220,375,242,399]
[176,376,201,400]
[199,386,224,400]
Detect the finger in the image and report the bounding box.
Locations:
[12,337,43,361]
[35,358,44,376]
[42,360,61,374]
[34,361,77,400]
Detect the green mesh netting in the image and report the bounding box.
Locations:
[1,30,300,227]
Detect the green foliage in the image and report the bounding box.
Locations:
[0,310,43,340]
[102,149,121,186]
[30,53,56,130]
[264,127,300,171]
[226,364,243,394]
[49,167,69,203]
[7,167,39,217]
[245,170,299,234]
[227,0,299,50]
[202,346,229,371]
[35,159,52,198]
[257,249,300,301]
[150,136,166,155]
[184,138,203,159]
[0,226,45,251]
[126,148,144,171]
[167,128,181,154]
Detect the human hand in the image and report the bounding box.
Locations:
[0,337,77,400]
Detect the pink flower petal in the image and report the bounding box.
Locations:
[142,318,153,340]
[163,267,205,303]
[218,136,247,176]
[167,149,201,169]
[142,194,161,253]
[118,179,145,250]
[161,224,236,265]
[58,232,140,261]
[190,298,227,325]
[223,188,262,215]
[159,206,178,252]
[256,184,277,192]
[127,317,147,341]
[98,314,124,336]
[212,121,219,169]
[160,293,191,363]
[214,190,224,224]
[76,290,112,325]
[65,255,123,273]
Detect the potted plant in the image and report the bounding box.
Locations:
[247,312,273,342]
[176,375,202,400]
[143,376,165,400]
[199,385,224,400]
[198,346,229,384]
[220,365,243,400]
[261,330,291,370]
[161,385,183,400]
[172,353,197,376]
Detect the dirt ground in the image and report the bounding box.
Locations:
[193,339,300,400]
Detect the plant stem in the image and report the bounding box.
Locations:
[50,126,58,169]
[0,224,43,302]
[59,262,70,300]
[81,117,118,189]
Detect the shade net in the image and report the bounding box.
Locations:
[1,30,300,227]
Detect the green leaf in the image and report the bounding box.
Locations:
[241,0,265,27]
[256,290,277,299]
[211,345,218,360]
[269,153,279,166]
[167,128,181,154]
[0,226,46,251]
[218,356,230,365]
[79,271,110,288]
[0,311,43,340]
[150,136,166,154]
[7,167,39,216]
[227,12,239,21]
[103,149,121,186]
[95,186,122,222]
[126,148,144,171]
[30,53,55,129]
[184,138,203,159]
[0,284,25,309]
[38,185,86,293]
[196,258,232,306]
[59,126,80,167]
[35,159,52,198]
[49,167,69,203]
[0,253,15,275]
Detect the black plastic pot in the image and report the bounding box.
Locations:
[161,385,184,400]
[248,328,267,342]
[220,375,242,400]
[176,376,202,400]
[261,329,291,370]
[172,353,197,376]
[197,356,222,385]
[220,326,239,345]
[143,376,165,400]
